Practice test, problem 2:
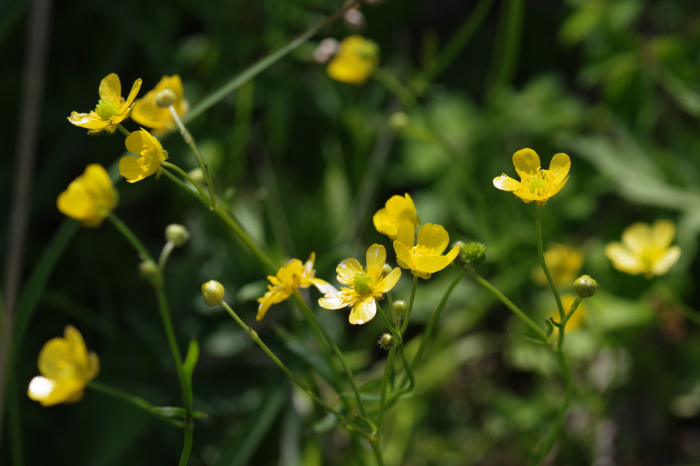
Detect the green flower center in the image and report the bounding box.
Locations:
[95,98,120,120]
[353,273,373,295]
[528,177,547,194]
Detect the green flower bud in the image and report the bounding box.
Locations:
[455,241,486,265]
[573,275,598,298]
[139,260,159,281]
[382,263,393,276]
[165,224,190,247]
[378,333,394,350]
[393,300,407,318]
[188,168,204,184]
[202,280,225,306]
[155,89,177,108]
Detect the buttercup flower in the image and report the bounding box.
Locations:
[257,253,336,321]
[394,222,460,279]
[373,193,420,240]
[327,35,379,84]
[319,244,401,325]
[493,148,571,205]
[119,129,168,183]
[550,295,586,333]
[68,73,142,134]
[27,326,99,406]
[532,243,584,288]
[605,220,681,279]
[57,164,118,227]
[131,75,188,133]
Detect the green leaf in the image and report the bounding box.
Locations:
[182,337,200,380]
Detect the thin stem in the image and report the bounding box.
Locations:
[400,275,419,335]
[536,203,564,319]
[411,272,465,367]
[161,168,209,205]
[169,106,216,205]
[376,303,401,341]
[213,204,276,274]
[162,161,210,205]
[108,214,153,262]
[219,301,370,439]
[556,297,583,349]
[470,271,550,344]
[386,291,398,328]
[293,291,369,420]
[370,439,385,466]
[377,346,397,432]
[158,241,176,271]
[117,123,131,137]
[88,381,185,428]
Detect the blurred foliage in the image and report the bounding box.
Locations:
[3,0,700,464]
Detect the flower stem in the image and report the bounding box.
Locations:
[556,297,583,348]
[469,271,550,344]
[162,161,211,205]
[169,106,217,206]
[158,241,175,271]
[536,203,564,319]
[376,303,401,340]
[116,123,131,137]
[377,346,397,432]
[108,214,153,262]
[219,301,370,439]
[400,275,419,335]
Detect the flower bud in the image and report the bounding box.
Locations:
[389,112,409,130]
[202,280,225,306]
[573,275,597,298]
[382,263,393,276]
[455,241,486,265]
[139,260,159,281]
[165,224,190,247]
[378,333,394,350]
[155,89,177,108]
[393,300,407,318]
[188,168,204,184]
[313,38,340,64]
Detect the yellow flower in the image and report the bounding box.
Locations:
[119,129,168,183]
[27,326,99,406]
[131,75,188,133]
[393,222,460,279]
[373,193,420,240]
[532,243,584,288]
[257,253,337,321]
[68,73,142,134]
[57,164,118,227]
[319,244,401,325]
[493,148,571,205]
[605,220,681,279]
[327,35,379,84]
[550,295,586,333]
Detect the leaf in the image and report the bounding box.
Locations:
[182,338,200,380]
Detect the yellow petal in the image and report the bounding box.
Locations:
[57,180,96,223]
[119,156,147,183]
[99,73,121,101]
[416,224,449,255]
[393,240,414,270]
[605,242,644,275]
[651,245,681,276]
[513,148,541,179]
[621,223,652,254]
[336,258,363,286]
[373,209,398,238]
[125,130,147,156]
[122,78,143,110]
[349,296,376,325]
[27,376,84,407]
[414,246,460,274]
[396,221,415,247]
[376,267,401,293]
[493,174,521,192]
[319,290,355,309]
[256,287,292,320]
[310,278,337,294]
[68,111,110,130]
[304,252,316,276]
[651,220,676,249]
[276,260,305,287]
[545,174,569,198]
[549,153,571,185]
[366,244,386,270]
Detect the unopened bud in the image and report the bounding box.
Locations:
[165,224,190,247]
[573,275,597,298]
[389,112,409,130]
[202,280,225,306]
[139,260,159,281]
[188,168,204,184]
[382,263,393,276]
[378,333,394,350]
[393,300,407,318]
[455,241,486,265]
[155,89,177,108]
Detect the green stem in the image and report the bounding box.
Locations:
[396,345,415,394]
[556,297,583,349]
[487,0,524,96]
[162,161,210,205]
[370,439,385,466]
[400,275,419,335]
[88,381,185,428]
[377,346,397,432]
[219,301,370,439]
[376,303,401,341]
[116,123,131,137]
[212,204,276,274]
[536,203,564,319]
[168,106,217,206]
[161,168,210,205]
[108,214,153,262]
[158,241,175,271]
[470,271,550,344]
[386,291,399,328]
[411,272,465,367]
[293,291,369,420]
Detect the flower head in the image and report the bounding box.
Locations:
[605,220,681,279]
[550,295,586,333]
[68,73,142,134]
[57,164,118,227]
[327,35,379,84]
[27,326,99,406]
[373,193,420,240]
[393,222,460,279]
[532,243,584,288]
[118,129,168,183]
[257,253,336,321]
[131,75,188,133]
[493,148,571,205]
[319,244,401,325]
